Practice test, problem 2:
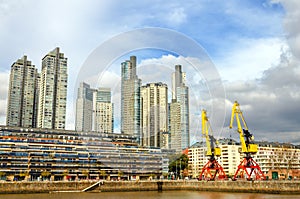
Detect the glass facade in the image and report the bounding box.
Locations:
[121,56,141,143]
[170,65,190,151]
[76,82,93,132]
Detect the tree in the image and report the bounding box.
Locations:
[0,171,6,180]
[100,170,107,180]
[82,170,89,179]
[168,154,189,178]
[118,170,124,178]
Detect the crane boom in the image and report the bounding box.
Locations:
[229,101,257,154]
[199,110,225,181]
[202,110,220,157]
[229,101,265,181]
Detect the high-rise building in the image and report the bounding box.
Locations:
[75,82,93,132]
[171,65,186,100]
[75,83,114,133]
[169,100,182,152]
[6,55,39,128]
[37,47,68,129]
[141,82,168,148]
[121,56,141,141]
[93,87,114,133]
[170,65,190,151]
[176,86,190,149]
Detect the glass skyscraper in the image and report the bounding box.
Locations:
[170,65,190,152]
[76,83,114,133]
[75,82,93,132]
[121,56,141,142]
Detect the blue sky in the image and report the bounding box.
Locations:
[0,0,300,144]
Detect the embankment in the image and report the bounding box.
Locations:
[0,180,300,194]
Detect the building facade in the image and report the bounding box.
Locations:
[121,56,141,141]
[76,83,114,133]
[75,82,93,132]
[6,55,39,128]
[169,100,182,153]
[37,47,68,129]
[140,82,168,148]
[188,140,300,179]
[170,65,190,151]
[93,87,114,133]
[0,125,164,181]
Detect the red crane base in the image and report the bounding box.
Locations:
[199,159,227,181]
[232,157,265,181]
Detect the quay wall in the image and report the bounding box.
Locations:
[0,180,300,194]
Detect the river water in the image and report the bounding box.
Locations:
[1,191,299,199]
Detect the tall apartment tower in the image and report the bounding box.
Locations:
[75,82,93,132]
[93,87,114,133]
[6,55,39,128]
[121,56,141,141]
[141,82,168,148]
[169,100,181,152]
[37,47,68,129]
[170,65,190,152]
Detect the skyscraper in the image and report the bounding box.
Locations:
[93,87,114,133]
[6,55,39,128]
[170,65,190,151]
[75,82,93,132]
[37,47,68,129]
[121,56,141,141]
[140,82,168,148]
[171,65,186,100]
[169,100,181,152]
[75,83,114,133]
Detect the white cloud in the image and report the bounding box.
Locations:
[216,37,287,81]
[167,7,187,26]
[275,0,300,59]
[0,71,9,125]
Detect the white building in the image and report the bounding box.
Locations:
[37,47,68,129]
[76,83,113,133]
[140,82,168,148]
[188,139,300,179]
[75,82,93,132]
[170,100,182,153]
[6,55,39,128]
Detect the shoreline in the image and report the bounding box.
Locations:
[1,180,300,195]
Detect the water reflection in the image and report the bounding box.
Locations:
[0,191,299,199]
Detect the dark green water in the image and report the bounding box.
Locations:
[1,191,300,199]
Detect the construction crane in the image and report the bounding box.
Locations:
[229,101,265,181]
[199,110,226,181]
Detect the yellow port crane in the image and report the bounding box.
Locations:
[199,110,226,181]
[229,101,265,180]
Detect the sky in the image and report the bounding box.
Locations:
[0,0,300,145]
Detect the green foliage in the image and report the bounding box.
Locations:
[118,170,124,177]
[82,170,89,176]
[100,170,107,177]
[162,172,168,177]
[41,171,51,177]
[168,154,189,174]
[0,171,6,177]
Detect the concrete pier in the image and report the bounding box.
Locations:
[0,180,299,194]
